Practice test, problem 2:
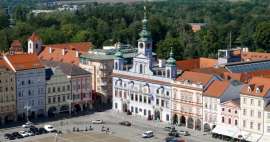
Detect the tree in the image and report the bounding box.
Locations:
[0,9,9,30]
[156,37,184,60]
[254,22,270,51]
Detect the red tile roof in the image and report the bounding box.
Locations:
[39,42,93,65]
[176,71,214,86]
[241,52,270,61]
[176,58,217,71]
[240,77,270,97]
[44,42,93,52]
[28,32,41,42]
[6,54,44,71]
[203,80,230,98]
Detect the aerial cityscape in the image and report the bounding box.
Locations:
[0,0,270,142]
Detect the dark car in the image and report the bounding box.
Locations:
[30,126,40,135]
[168,131,180,137]
[165,136,184,142]
[11,132,23,139]
[4,133,16,140]
[119,121,131,126]
[164,126,176,132]
[38,127,48,134]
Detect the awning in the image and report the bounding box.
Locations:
[258,135,270,142]
[212,124,242,139]
[241,131,262,142]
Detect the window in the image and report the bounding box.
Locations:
[144,109,146,116]
[58,96,60,102]
[267,126,270,133]
[250,122,253,129]
[250,110,254,117]
[243,120,246,128]
[243,109,246,115]
[139,64,143,74]
[258,100,261,107]
[258,111,261,118]
[167,69,170,78]
[235,110,237,114]
[131,106,134,112]
[135,107,138,113]
[222,108,225,111]
[222,117,224,123]
[161,100,164,107]
[139,95,142,102]
[62,86,65,92]
[28,80,31,84]
[250,99,254,105]
[115,103,117,109]
[48,98,51,104]
[53,87,55,93]
[148,97,151,104]
[258,123,261,131]
[235,120,238,126]
[63,95,66,102]
[131,94,134,100]
[135,95,138,101]
[143,96,147,103]
[243,98,246,104]
[166,114,169,121]
[57,87,61,92]
[156,99,159,105]
[228,118,231,124]
[48,87,51,93]
[228,109,231,113]
[156,89,159,94]
[22,81,25,86]
[67,85,70,91]
[166,91,170,96]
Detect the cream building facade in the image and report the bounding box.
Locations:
[0,60,16,125]
[172,71,216,130]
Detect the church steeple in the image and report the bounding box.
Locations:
[166,47,177,79]
[137,6,152,59]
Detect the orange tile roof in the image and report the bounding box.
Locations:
[203,80,230,98]
[240,77,270,97]
[241,52,270,61]
[176,71,214,86]
[44,42,93,52]
[176,58,217,71]
[39,46,80,65]
[192,67,228,77]
[6,54,44,71]
[28,32,41,42]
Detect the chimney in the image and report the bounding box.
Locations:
[49,47,52,53]
[62,48,67,55]
[76,51,79,57]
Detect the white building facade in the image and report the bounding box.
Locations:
[112,10,176,123]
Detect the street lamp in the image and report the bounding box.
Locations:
[24,105,31,122]
[67,99,72,117]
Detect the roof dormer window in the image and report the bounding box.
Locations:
[248,86,252,92]
[256,87,260,93]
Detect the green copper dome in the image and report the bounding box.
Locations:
[139,7,151,41]
[166,47,176,65]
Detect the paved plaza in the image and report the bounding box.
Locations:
[0,110,224,142]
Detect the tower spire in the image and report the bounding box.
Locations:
[169,47,174,58]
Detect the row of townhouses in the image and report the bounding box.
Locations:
[112,11,270,142]
[0,34,93,124]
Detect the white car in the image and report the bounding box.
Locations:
[19,131,29,137]
[142,131,154,138]
[91,120,104,124]
[44,125,57,133]
[22,121,33,128]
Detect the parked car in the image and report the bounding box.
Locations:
[19,131,30,137]
[91,119,104,124]
[29,126,40,135]
[119,121,131,126]
[4,133,15,140]
[11,132,23,139]
[164,126,176,132]
[142,131,154,138]
[44,125,57,133]
[38,127,48,134]
[168,131,180,137]
[165,136,185,142]
[22,121,33,128]
[179,130,190,136]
